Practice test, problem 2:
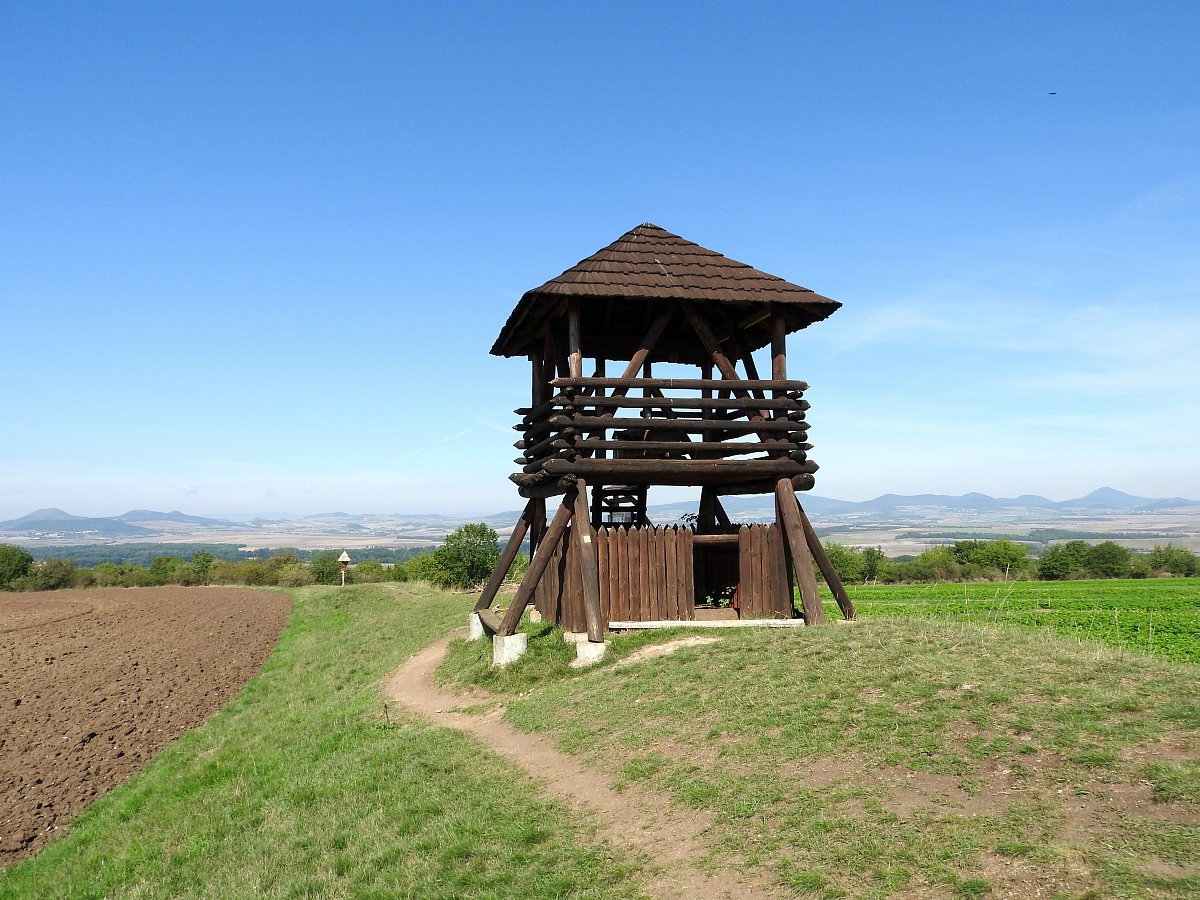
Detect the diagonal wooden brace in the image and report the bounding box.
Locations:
[497,492,575,636]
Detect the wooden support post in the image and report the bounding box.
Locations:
[795,501,855,619]
[476,499,536,612]
[771,307,787,383]
[711,494,733,530]
[529,497,546,558]
[698,486,716,533]
[567,299,583,378]
[497,493,575,636]
[774,478,826,625]
[572,478,605,642]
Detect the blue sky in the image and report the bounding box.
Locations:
[2,2,1197,519]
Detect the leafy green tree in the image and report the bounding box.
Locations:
[1037,545,1073,580]
[1148,544,1197,576]
[309,551,345,585]
[1087,541,1132,578]
[1040,540,1092,580]
[147,555,182,586]
[861,547,887,582]
[0,544,34,589]
[821,542,864,584]
[191,550,215,584]
[437,523,502,589]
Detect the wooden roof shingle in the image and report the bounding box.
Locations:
[491,223,841,361]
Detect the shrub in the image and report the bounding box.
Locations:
[0,544,34,589]
[309,551,344,585]
[352,560,387,583]
[31,558,79,591]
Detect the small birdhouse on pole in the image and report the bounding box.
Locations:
[338,551,351,586]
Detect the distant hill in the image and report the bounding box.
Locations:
[2,487,1197,545]
[0,508,154,538]
[116,509,231,525]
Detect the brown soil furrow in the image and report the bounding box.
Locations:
[382,635,784,900]
[1,587,292,863]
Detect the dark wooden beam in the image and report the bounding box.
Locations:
[475,499,536,612]
[551,376,809,391]
[796,501,855,619]
[568,299,583,378]
[543,458,814,481]
[775,478,826,625]
[497,493,576,636]
[573,478,605,642]
[771,307,787,383]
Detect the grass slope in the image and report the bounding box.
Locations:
[443,617,1200,898]
[0,584,643,899]
[843,578,1200,663]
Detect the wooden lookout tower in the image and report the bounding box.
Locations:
[475,224,853,663]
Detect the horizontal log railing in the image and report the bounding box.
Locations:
[512,375,816,491]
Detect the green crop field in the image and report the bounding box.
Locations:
[837,577,1200,663]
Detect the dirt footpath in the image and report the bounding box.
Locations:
[1,587,291,863]
[384,636,784,900]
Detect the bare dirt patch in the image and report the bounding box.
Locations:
[384,636,784,900]
[1,587,291,863]
[611,635,723,669]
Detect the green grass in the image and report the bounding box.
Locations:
[0,584,644,899]
[836,577,1200,663]
[443,617,1200,898]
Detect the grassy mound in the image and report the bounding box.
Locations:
[0,585,643,899]
[443,618,1200,898]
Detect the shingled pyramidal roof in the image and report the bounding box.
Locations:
[491,223,841,363]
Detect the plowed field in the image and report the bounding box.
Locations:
[1,587,291,862]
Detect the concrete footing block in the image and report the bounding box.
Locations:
[571,640,610,668]
[562,630,589,644]
[467,613,485,641]
[492,632,528,667]
[529,608,543,623]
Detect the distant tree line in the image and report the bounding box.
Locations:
[0,525,516,592]
[819,539,1198,584]
[3,533,1193,594]
[22,543,430,568]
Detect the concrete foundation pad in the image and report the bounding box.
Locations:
[492,633,528,667]
[570,640,610,668]
[562,630,590,644]
[467,613,485,641]
[529,609,543,623]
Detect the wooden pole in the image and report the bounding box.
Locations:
[475,499,536,611]
[774,478,826,624]
[573,478,605,642]
[771,307,787,394]
[497,493,575,635]
[567,299,583,378]
[795,501,855,619]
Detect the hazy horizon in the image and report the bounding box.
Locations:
[4,484,1197,526]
